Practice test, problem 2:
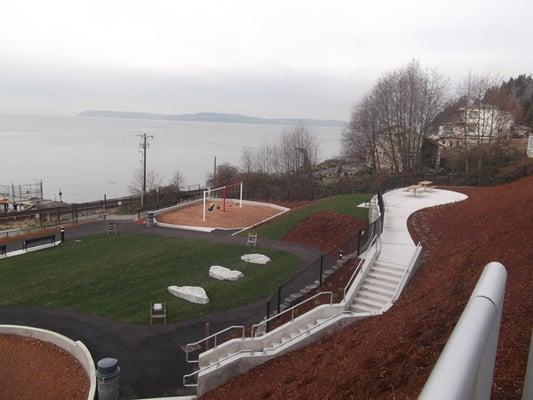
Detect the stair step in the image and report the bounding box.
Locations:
[372,265,404,278]
[374,260,406,271]
[350,303,375,313]
[354,295,386,309]
[361,283,395,297]
[365,277,397,291]
[358,289,390,303]
[368,271,402,285]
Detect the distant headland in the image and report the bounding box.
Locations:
[77,110,347,128]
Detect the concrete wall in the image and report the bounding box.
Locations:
[0,324,96,400]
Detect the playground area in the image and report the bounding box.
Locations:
[156,198,288,230]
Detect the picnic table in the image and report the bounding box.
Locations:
[404,184,424,197]
[418,181,434,191]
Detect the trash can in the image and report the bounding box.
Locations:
[146,211,155,228]
[96,358,120,400]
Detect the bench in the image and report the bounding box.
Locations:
[0,245,6,257]
[150,301,167,324]
[22,234,56,251]
[404,185,424,197]
[106,222,118,235]
[247,233,258,247]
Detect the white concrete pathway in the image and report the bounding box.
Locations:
[352,187,467,313]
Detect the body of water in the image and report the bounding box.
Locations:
[1,113,343,202]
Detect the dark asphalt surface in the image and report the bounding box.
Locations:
[0,220,321,398]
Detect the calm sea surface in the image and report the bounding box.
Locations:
[0,114,343,202]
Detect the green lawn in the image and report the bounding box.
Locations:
[249,194,371,240]
[0,233,297,323]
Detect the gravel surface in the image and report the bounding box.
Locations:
[0,334,89,400]
[200,178,533,400]
[157,200,282,228]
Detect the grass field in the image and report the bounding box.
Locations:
[0,233,297,323]
[248,194,371,240]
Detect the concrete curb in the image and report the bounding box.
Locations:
[0,324,96,400]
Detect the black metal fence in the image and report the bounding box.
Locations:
[0,185,204,225]
[265,187,385,321]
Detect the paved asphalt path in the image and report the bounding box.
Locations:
[0,220,321,398]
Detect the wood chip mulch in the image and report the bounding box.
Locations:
[200,177,533,400]
[0,334,90,400]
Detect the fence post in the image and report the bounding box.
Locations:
[277,286,282,314]
[319,255,324,286]
[266,301,271,333]
[357,228,362,256]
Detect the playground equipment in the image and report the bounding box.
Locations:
[202,182,243,221]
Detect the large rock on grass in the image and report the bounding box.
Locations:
[241,254,271,265]
[209,265,244,281]
[167,286,209,304]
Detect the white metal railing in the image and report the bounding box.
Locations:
[184,325,245,363]
[251,291,333,337]
[419,261,507,400]
[182,309,355,387]
[182,233,381,368]
[390,242,422,304]
[344,235,380,298]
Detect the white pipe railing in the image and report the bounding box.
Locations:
[419,261,507,400]
[390,242,422,304]
[251,291,333,337]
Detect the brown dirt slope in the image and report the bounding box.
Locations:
[283,210,366,253]
[201,177,533,400]
[0,334,89,400]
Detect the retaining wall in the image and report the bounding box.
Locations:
[0,324,96,400]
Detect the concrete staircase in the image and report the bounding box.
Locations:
[351,260,405,313]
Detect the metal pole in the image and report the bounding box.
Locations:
[266,301,271,333]
[277,286,282,314]
[239,181,243,208]
[213,156,217,188]
[319,255,324,286]
[202,191,206,221]
[142,133,147,209]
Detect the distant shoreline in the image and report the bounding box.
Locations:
[78,110,347,128]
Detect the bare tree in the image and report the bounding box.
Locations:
[171,170,185,191]
[206,163,240,188]
[343,60,448,174]
[129,167,163,195]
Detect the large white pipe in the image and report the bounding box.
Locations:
[419,262,507,400]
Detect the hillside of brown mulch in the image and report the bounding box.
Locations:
[0,334,89,400]
[283,210,366,253]
[201,177,533,400]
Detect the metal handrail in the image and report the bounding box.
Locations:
[184,325,245,363]
[344,234,380,297]
[251,291,333,337]
[390,242,422,304]
[343,258,365,298]
[183,309,357,387]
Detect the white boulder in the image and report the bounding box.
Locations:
[167,286,209,304]
[241,253,271,265]
[209,265,244,281]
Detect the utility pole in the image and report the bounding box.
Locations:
[137,133,154,209]
[213,156,217,188]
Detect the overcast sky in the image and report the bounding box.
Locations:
[1,0,532,120]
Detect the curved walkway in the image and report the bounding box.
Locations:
[0,219,321,398]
